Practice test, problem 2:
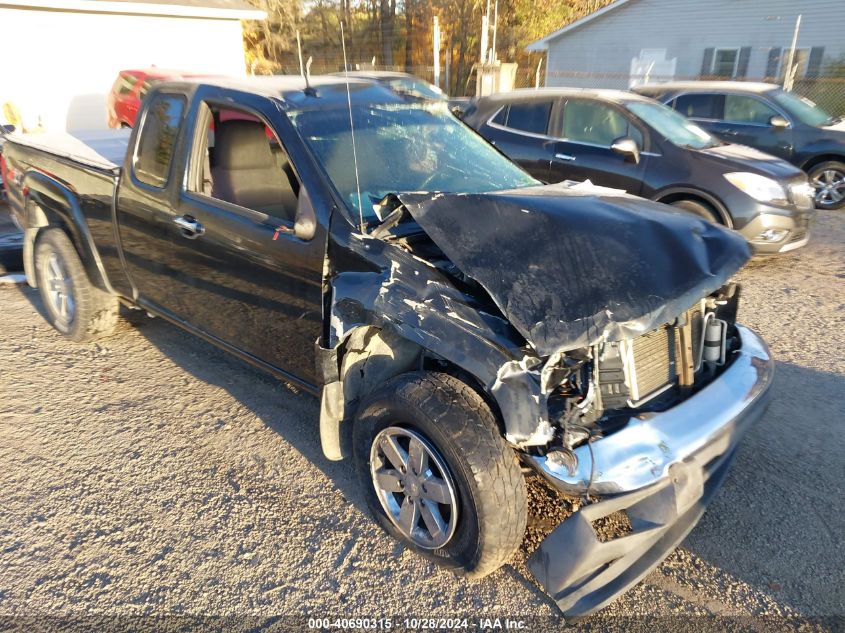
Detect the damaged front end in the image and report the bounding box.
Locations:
[324,183,772,617]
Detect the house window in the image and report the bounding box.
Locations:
[711,48,739,78]
[779,48,810,81]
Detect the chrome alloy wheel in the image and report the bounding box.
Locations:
[44,252,75,328]
[370,426,459,549]
[813,168,845,206]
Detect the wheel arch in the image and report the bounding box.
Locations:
[21,172,113,294]
[653,187,733,228]
[800,153,845,172]
[317,324,509,462]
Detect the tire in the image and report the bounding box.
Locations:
[807,160,845,210]
[353,371,527,579]
[670,199,721,224]
[34,228,118,342]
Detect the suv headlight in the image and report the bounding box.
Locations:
[724,172,788,204]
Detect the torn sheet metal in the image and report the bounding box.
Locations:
[327,231,549,444]
[398,184,751,357]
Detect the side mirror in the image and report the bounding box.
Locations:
[611,137,641,164]
[770,115,790,129]
[0,124,15,134]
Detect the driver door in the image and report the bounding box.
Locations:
[547,98,647,195]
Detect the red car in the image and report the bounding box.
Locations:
[107,69,217,129]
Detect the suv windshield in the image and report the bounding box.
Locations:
[771,90,837,127]
[290,102,538,221]
[626,100,718,149]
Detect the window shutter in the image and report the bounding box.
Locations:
[700,48,715,76]
[766,47,782,78]
[736,47,752,78]
[807,47,825,78]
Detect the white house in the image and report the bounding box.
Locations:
[528,0,844,89]
[0,0,264,131]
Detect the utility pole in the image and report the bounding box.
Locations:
[296,30,304,78]
[491,0,498,63]
[433,16,441,89]
[480,14,488,63]
[445,39,451,96]
[784,14,802,91]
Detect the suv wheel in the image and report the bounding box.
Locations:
[34,228,119,341]
[808,161,845,209]
[671,199,721,224]
[353,371,527,578]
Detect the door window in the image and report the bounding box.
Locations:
[723,95,779,125]
[133,93,186,188]
[559,100,638,147]
[673,93,722,120]
[188,102,302,228]
[502,101,553,135]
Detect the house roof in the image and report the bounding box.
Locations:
[527,0,635,52]
[0,0,265,19]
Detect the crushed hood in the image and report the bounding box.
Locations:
[397,183,751,357]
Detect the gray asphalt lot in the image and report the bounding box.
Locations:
[0,210,843,631]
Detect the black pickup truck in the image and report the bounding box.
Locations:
[3,76,774,617]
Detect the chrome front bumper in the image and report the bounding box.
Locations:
[525,325,774,617]
[529,325,773,496]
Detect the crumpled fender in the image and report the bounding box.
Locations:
[328,232,551,446]
[398,184,751,356]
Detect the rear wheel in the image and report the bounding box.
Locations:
[807,161,845,209]
[34,228,118,342]
[670,199,721,224]
[353,371,527,578]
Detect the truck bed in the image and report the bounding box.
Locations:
[3,129,133,295]
[5,129,130,174]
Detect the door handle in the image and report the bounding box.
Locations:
[173,215,205,239]
[555,153,576,161]
[722,129,739,136]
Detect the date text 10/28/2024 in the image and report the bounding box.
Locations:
[307,618,528,630]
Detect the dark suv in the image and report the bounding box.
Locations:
[635,81,845,209]
[463,89,814,254]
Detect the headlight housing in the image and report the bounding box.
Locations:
[724,172,788,204]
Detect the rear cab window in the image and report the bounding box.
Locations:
[133,93,187,188]
[491,101,553,135]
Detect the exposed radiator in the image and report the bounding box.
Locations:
[624,303,703,404]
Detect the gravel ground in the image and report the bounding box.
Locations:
[1,210,844,632]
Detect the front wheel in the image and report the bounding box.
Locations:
[34,228,119,342]
[670,199,721,224]
[353,371,527,578]
[808,161,845,209]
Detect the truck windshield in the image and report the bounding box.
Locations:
[289,102,538,221]
[771,90,837,127]
[626,101,718,150]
